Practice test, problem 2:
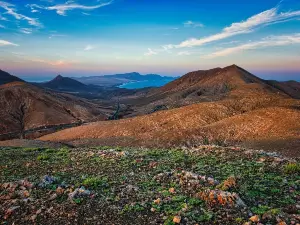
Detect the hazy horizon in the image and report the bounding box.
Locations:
[5,67,300,83]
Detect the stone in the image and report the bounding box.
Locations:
[173,216,181,224]
[250,215,260,223]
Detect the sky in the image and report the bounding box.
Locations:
[0,0,300,81]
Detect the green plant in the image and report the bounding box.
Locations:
[203,136,210,145]
[251,205,270,215]
[235,217,243,223]
[284,163,300,174]
[83,176,108,188]
[37,154,50,161]
[24,147,42,152]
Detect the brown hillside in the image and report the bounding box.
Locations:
[126,65,289,115]
[39,95,300,156]
[0,82,109,135]
[266,80,300,99]
[39,65,300,156]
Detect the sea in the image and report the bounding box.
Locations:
[118,79,175,89]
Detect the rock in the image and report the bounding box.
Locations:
[22,190,30,198]
[169,187,175,194]
[218,176,237,191]
[173,216,181,224]
[56,187,64,195]
[243,222,251,225]
[4,206,20,219]
[277,222,287,225]
[249,215,260,222]
[154,198,161,204]
[87,151,95,157]
[197,189,246,208]
[68,186,91,200]
[39,175,57,187]
[49,193,57,200]
[31,215,37,221]
[125,185,139,193]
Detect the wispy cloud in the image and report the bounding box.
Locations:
[177,51,191,56]
[0,39,18,47]
[49,34,67,39]
[0,1,42,27]
[0,14,8,21]
[205,33,300,58]
[11,52,69,66]
[29,1,113,16]
[183,21,204,28]
[0,24,5,28]
[82,12,91,16]
[167,4,300,49]
[144,48,157,56]
[20,28,33,34]
[29,58,67,66]
[84,45,95,51]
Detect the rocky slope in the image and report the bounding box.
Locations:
[0,82,109,136]
[39,65,300,156]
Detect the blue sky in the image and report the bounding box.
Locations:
[0,0,300,81]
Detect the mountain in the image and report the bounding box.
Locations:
[0,81,111,139]
[266,80,300,99]
[39,65,300,156]
[125,65,290,115]
[0,69,24,85]
[41,75,86,91]
[74,72,176,87]
[34,74,140,101]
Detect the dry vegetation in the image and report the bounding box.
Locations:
[1,146,299,224]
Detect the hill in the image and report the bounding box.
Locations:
[39,65,300,156]
[0,81,111,139]
[0,70,24,85]
[124,65,290,115]
[266,80,300,99]
[74,72,176,87]
[40,75,86,91]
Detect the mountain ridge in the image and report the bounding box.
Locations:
[0,70,24,85]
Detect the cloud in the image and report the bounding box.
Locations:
[23,57,68,66]
[0,39,18,47]
[31,58,67,66]
[0,24,5,28]
[183,21,204,28]
[84,45,95,51]
[0,1,42,27]
[20,28,33,34]
[173,4,300,48]
[144,48,157,56]
[0,14,8,21]
[49,34,66,39]
[177,51,191,56]
[29,1,113,16]
[205,33,300,58]
[11,52,69,66]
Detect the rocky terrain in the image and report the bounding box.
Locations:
[0,81,111,138]
[0,145,299,225]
